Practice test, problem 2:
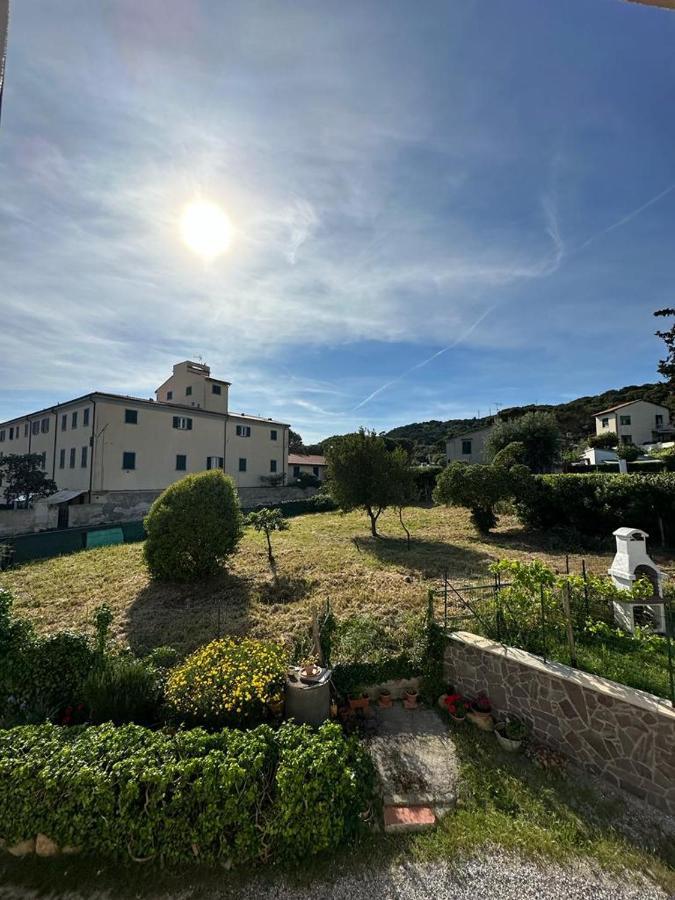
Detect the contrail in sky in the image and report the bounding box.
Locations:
[352,178,675,412]
[352,304,495,410]
[574,181,675,253]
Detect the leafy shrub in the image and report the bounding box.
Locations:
[0,589,96,725]
[165,637,288,727]
[82,654,162,726]
[434,461,531,533]
[246,494,337,517]
[144,470,243,582]
[514,473,675,540]
[145,645,180,670]
[0,722,375,865]
[486,411,561,473]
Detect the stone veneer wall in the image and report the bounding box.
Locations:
[444,631,675,816]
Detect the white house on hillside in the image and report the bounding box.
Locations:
[593,400,672,448]
[446,423,495,464]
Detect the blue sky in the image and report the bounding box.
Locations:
[1,0,674,441]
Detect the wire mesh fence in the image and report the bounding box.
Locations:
[435,566,675,706]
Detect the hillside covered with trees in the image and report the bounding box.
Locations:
[385,382,675,462]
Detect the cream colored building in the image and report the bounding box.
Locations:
[593,400,672,448]
[0,361,289,500]
[445,424,494,464]
[288,453,327,482]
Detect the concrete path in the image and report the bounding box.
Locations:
[367,703,458,829]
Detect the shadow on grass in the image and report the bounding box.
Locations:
[125,570,253,657]
[257,574,318,606]
[361,535,492,580]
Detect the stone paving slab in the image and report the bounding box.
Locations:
[368,704,459,809]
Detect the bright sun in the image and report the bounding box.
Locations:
[180,200,233,260]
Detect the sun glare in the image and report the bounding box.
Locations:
[180,200,233,260]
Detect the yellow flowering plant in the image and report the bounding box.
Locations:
[166,637,288,727]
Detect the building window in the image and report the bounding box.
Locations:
[176,454,187,471]
[206,456,224,470]
[69,448,76,469]
[24,423,28,437]
[167,390,173,400]
[238,457,247,472]
[212,384,221,395]
[270,459,277,473]
[59,449,65,469]
[270,429,277,441]
[462,439,472,455]
[601,417,609,428]
[122,451,136,470]
[81,446,88,468]
[72,411,78,429]
[172,416,193,430]
[185,386,192,396]
[313,466,319,477]
[125,409,138,424]
[236,424,251,437]
[621,434,633,445]
[293,465,300,477]
[31,421,40,435]
[61,414,67,431]
[83,408,90,426]
[620,415,632,426]
[0,430,5,443]
[40,452,46,469]
[656,414,664,426]
[8,427,13,440]
[41,418,49,434]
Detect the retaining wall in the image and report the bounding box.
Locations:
[444,631,675,815]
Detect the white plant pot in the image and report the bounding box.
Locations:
[495,727,523,753]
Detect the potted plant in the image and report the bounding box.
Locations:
[444,693,468,722]
[403,687,419,709]
[495,717,527,752]
[348,690,370,712]
[437,683,455,710]
[467,692,494,731]
[378,688,392,709]
[267,693,284,717]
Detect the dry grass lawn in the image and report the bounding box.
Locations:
[2,505,674,656]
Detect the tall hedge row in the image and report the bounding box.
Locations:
[515,473,675,538]
[0,721,375,865]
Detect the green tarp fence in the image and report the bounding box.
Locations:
[4,520,146,565]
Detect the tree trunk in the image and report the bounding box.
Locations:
[265,529,276,570]
[398,506,411,550]
[367,507,379,537]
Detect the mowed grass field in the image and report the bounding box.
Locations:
[3,505,675,656]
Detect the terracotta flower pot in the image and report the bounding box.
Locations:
[450,712,467,724]
[349,694,370,711]
[403,689,418,710]
[378,690,392,709]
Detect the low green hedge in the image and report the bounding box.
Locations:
[0,721,375,865]
[245,494,337,517]
[515,473,675,540]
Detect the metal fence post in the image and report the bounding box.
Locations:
[581,558,589,622]
[494,572,501,643]
[665,591,675,708]
[443,568,448,633]
[540,583,547,662]
[561,580,577,668]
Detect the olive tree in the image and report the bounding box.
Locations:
[434,461,531,533]
[144,470,243,582]
[487,412,561,473]
[325,428,411,537]
[246,507,288,573]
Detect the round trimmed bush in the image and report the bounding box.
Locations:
[144,469,243,582]
[165,637,288,727]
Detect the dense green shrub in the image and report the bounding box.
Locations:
[434,461,531,533]
[165,637,288,727]
[245,494,337,517]
[411,465,444,502]
[0,722,375,865]
[0,588,96,725]
[514,473,675,540]
[83,654,162,726]
[144,470,243,582]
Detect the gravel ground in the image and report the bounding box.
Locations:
[0,851,669,900]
